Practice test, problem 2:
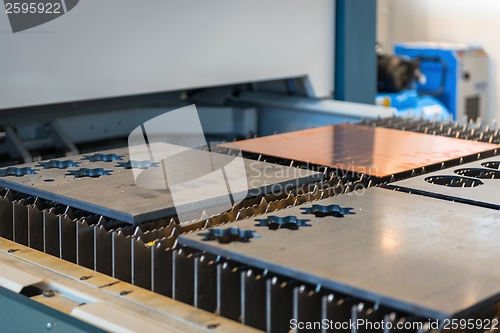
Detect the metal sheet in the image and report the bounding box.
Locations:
[221,124,497,178]
[71,302,179,333]
[0,145,322,224]
[0,241,119,289]
[388,155,500,209]
[179,187,500,319]
[0,261,41,293]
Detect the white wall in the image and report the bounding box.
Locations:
[377,0,500,122]
[0,0,334,110]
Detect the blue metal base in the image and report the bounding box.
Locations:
[0,286,104,333]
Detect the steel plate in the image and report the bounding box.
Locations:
[388,155,500,209]
[179,187,500,319]
[220,124,498,178]
[0,145,322,224]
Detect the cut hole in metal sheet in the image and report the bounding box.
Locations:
[301,204,355,218]
[454,168,500,179]
[66,168,113,178]
[0,167,38,177]
[481,161,500,170]
[424,175,483,188]
[36,160,81,169]
[116,160,159,170]
[82,153,124,162]
[200,227,259,244]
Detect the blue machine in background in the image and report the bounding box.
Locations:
[377,42,488,121]
[376,88,450,121]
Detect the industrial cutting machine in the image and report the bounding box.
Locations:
[1,1,499,332]
[0,118,499,333]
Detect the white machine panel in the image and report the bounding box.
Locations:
[0,0,335,110]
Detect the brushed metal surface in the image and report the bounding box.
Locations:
[179,187,500,319]
[221,124,498,178]
[0,145,322,224]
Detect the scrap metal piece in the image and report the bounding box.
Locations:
[220,124,497,179]
[179,187,500,320]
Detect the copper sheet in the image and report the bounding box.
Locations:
[220,124,498,178]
